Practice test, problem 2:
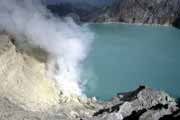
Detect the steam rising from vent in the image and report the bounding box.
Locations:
[0,0,93,97]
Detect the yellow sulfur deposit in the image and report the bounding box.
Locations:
[0,34,60,111]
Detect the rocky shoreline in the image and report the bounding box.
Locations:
[0,85,179,120]
[47,0,180,28]
[83,86,180,120]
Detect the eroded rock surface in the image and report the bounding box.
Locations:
[83,86,179,120]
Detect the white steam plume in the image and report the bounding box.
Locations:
[0,0,93,97]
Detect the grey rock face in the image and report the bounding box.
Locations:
[47,0,180,26]
[93,0,180,26]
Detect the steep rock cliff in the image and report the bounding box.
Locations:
[94,0,180,26]
[47,0,180,26]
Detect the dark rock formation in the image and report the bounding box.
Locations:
[47,3,100,22]
[94,0,180,25]
[47,0,180,26]
[173,17,180,28]
[159,107,180,120]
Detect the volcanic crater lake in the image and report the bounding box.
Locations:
[84,23,180,100]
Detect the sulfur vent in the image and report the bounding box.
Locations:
[0,34,60,111]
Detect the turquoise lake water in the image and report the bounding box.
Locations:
[84,24,180,100]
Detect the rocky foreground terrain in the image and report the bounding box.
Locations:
[48,0,180,27]
[0,34,180,120]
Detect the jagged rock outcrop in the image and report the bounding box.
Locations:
[83,86,179,120]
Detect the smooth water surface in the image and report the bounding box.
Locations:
[84,24,180,100]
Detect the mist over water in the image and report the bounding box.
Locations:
[0,0,94,97]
